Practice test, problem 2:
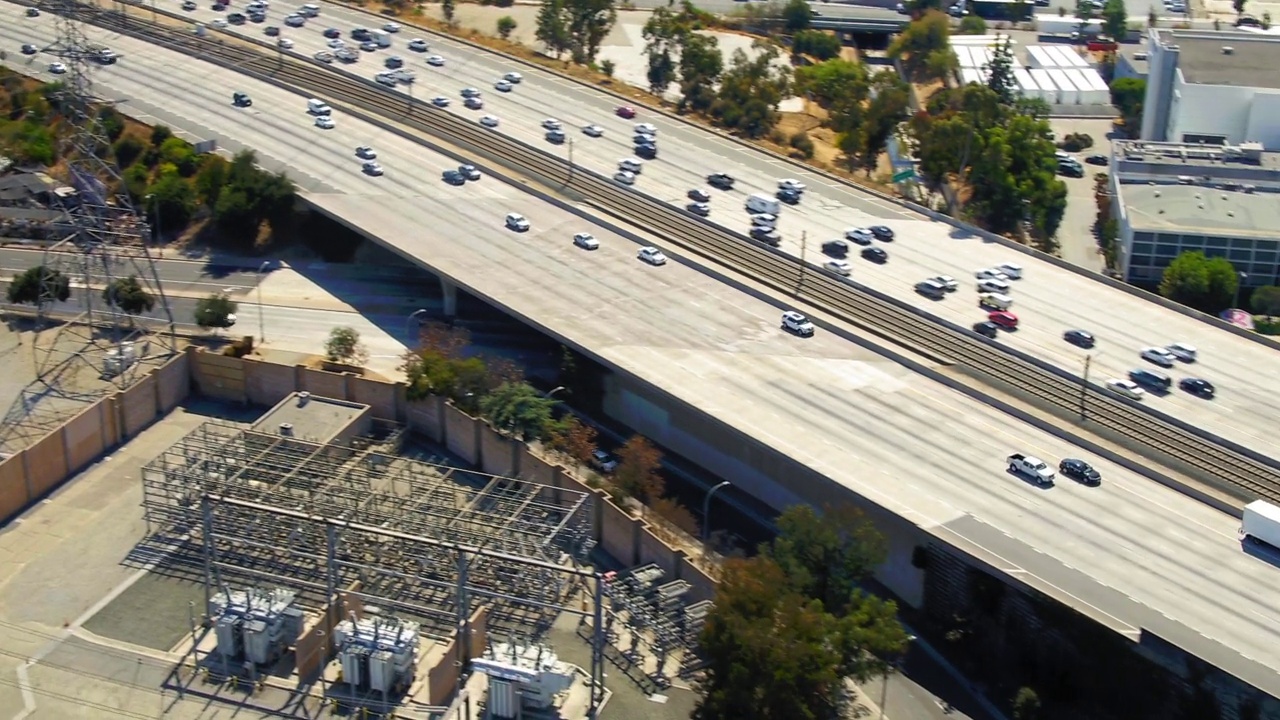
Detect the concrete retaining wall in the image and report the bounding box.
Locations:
[405,396,446,443]
[478,424,516,477]
[444,404,479,464]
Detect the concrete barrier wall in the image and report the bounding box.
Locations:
[62,401,110,477]
[444,404,479,464]
[155,351,191,414]
[350,376,401,421]
[478,425,516,478]
[405,396,445,443]
[599,499,639,567]
[298,366,349,402]
[244,357,296,407]
[638,525,679,579]
[119,373,159,438]
[24,430,69,499]
[676,555,717,604]
[188,347,247,403]
[0,456,28,524]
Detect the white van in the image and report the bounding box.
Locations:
[373,29,392,47]
[618,157,643,174]
[745,192,780,215]
[299,3,320,15]
[996,262,1023,279]
[307,98,331,115]
[979,292,1013,311]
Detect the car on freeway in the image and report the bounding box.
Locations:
[870,225,895,241]
[638,247,667,265]
[227,12,246,23]
[313,50,334,63]
[977,278,1010,294]
[846,228,874,245]
[211,18,228,27]
[688,188,711,203]
[707,173,735,190]
[776,187,802,205]
[327,37,347,48]
[582,124,604,137]
[631,132,657,147]
[385,55,404,68]
[778,178,806,193]
[573,232,600,250]
[278,37,294,49]
[355,145,376,159]
[862,247,888,263]
[375,72,398,87]
[1167,342,1197,362]
[461,87,481,98]
[225,313,238,327]
[686,202,710,216]
[314,115,335,129]
[825,260,853,276]
[781,311,815,337]
[362,161,383,176]
[21,44,38,55]
[546,129,566,144]
[460,165,481,181]
[464,97,484,110]
[614,170,637,185]
[541,118,562,131]
[822,239,848,257]
[383,21,401,32]
[426,55,445,66]
[750,227,781,246]
[479,115,500,128]
[212,1,226,10]
[505,213,530,231]
[232,91,252,107]
[915,279,947,299]
[634,144,657,160]
[1179,377,1216,398]
[352,27,372,40]
[930,275,958,292]
[591,449,618,473]
[182,0,197,9]
[495,80,513,92]
[1059,458,1101,486]
[1106,378,1145,400]
[284,14,305,26]
[751,213,778,229]
[504,71,523,83]
[360,40,379,52]
[616,105,637,119]
[394,69,416,83]
[408,38,428,52]
[25,6,39,15]
[431,95,450,107]
[1141,346,1177,367]
[975,268,1010,281]
[988,310,1018,329]
[635,122,657,136]
[442,169,465,185]
[972,320,999,338]
[1064,329,1095,348]
[49,62,67,74]
[335,48,358,62]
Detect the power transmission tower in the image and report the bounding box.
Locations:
[1,0,177,452]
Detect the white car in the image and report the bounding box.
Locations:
[751,213,778,228]
[464,97,484,109]
[426,55,445,66]
[1106,378,1146,400]
[1141,346,1177,367]
[977,278,1010,294]
[845,227,874,245]
[394,69,416,83]
[778,178,806,192]
[431,96,450,107]
[635,122,657,136]
[996,262,1023,279]
[494,80,513,92]
[505,213,530,231]
[211,18,228,27]
[408,38,428,52]
[638,247,667,265]
[1167,342,1197,362]
[49,62,67,74]
[383,21,401,32]
[278,37,295,49]
[355,145,376,159]
[461,87,481,98]
[314,50,334,63]
[328,37,347,49]
[931,275,959,292]
[781,310,815,336]
[375,72,398,87]
[582,124,604,137]
[460,165,481,181]
[362,161,383,176]
[479,114,500,128]
[573,232,600,250]
[976,268,1010,281]
[824,259,852,276]
[314,115,335,129]
[591,449,618,473]
[614,170,637,185]
[541,118,562,131]
[504,71,523,83]
[284,14,305,26]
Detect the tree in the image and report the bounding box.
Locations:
[678,33,723,112]
[564,0,616,64]
[102,275,155,316]
[147,166,198,230]
[643,5,686,96]
[1159,251,1239,312]
[1074,0,1095,36]
[194,292,238,329]
[600,58,615,76]
[150,124,173,147]
[613,434,664,502]
[765,505,887,613]
[478,382,558,440]
[889,11,952,81]
[324,326,369,365]
[1012,687,1042,720]
[858,70,911,171]
[496,15,518,40]
[712,44,792,138]
[194,154,229,208]
[792,30,841,60]
[442,0,456,24]
[1102,0,1127,41]
[958,14,986,34]
[1233,0,1246,15]
[535,0,572,59]
[547,414,598,464]
[1251,286,1280,315]
[986,37,1016,104]
[1110,76,1145,130]
[795,59,867,109]
[6,265,70,306]
[782,0,812,31]
[112,135,145,168]
[159,136,198,177]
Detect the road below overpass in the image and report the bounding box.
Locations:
[5,1,1280,700]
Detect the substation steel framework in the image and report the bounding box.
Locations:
[140,421,608,715]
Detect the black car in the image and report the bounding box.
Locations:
[776,187,801,204]
[869,225,895,241]
[686,202,711,216]
[248,11,266,22]
[232,92,252,107]
[1059,458,1101,486]
[264,25,280,36]
[227,12,246,23]
[861,247,888,263]
[442,169,465,185]
[1063,329,1095,348]
[750,226,781,246]
[323,27,341,38]
[1179,377,1216,398]
[634,144,657,159]
[707,172,735,190]
[822,239,848,257]
[351,27,372,41]
[20,44,37,55]
[972,321,999,338]
[1085,154,1109,166]
[26,7,39,15]
[212,2,226,9]
[181,0,197,9]
[688,188,710,202]
[632,133,655,146]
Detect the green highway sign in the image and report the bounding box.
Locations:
[892,168,915,183]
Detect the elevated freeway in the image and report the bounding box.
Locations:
[5,1,1280,699]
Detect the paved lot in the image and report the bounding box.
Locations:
[1050,117,1117,273]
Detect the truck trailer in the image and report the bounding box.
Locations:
[1242,500,1280,549]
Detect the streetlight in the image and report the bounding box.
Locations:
[1079,352,1100,421]
[405,308,430,346]
[256,261,271,343]
[1233,271,1248,310]
[544,386,566,400]
[796,231,808,293]
[567,138,575,186]
[145,193,158,244]
[701,481,731,554]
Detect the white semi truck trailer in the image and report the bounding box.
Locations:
[1241,500,1280,549]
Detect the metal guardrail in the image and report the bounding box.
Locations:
[71,4,1280,503]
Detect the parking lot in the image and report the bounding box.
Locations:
[1050,117,1117,272]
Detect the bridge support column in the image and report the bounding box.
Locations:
[440,278,458,317]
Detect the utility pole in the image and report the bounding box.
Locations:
[567,138,575,186]
[797,231,808,293]
[1079,354,1092,420]
[256,261,270,343]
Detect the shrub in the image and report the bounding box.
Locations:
[790,131,815,159]
[1058,132,1094,151]
[112,135,145,168]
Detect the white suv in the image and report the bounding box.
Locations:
[505,213,530,231]
[781,311,815,337]
[573,232,599,250]
[1140,346,1177,367]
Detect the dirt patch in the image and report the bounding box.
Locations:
[912,79,944,106]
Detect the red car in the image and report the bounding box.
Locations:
[989,310,1018,330]
[616,105,636,119]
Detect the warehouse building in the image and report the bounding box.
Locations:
[1109,140,1280,289]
